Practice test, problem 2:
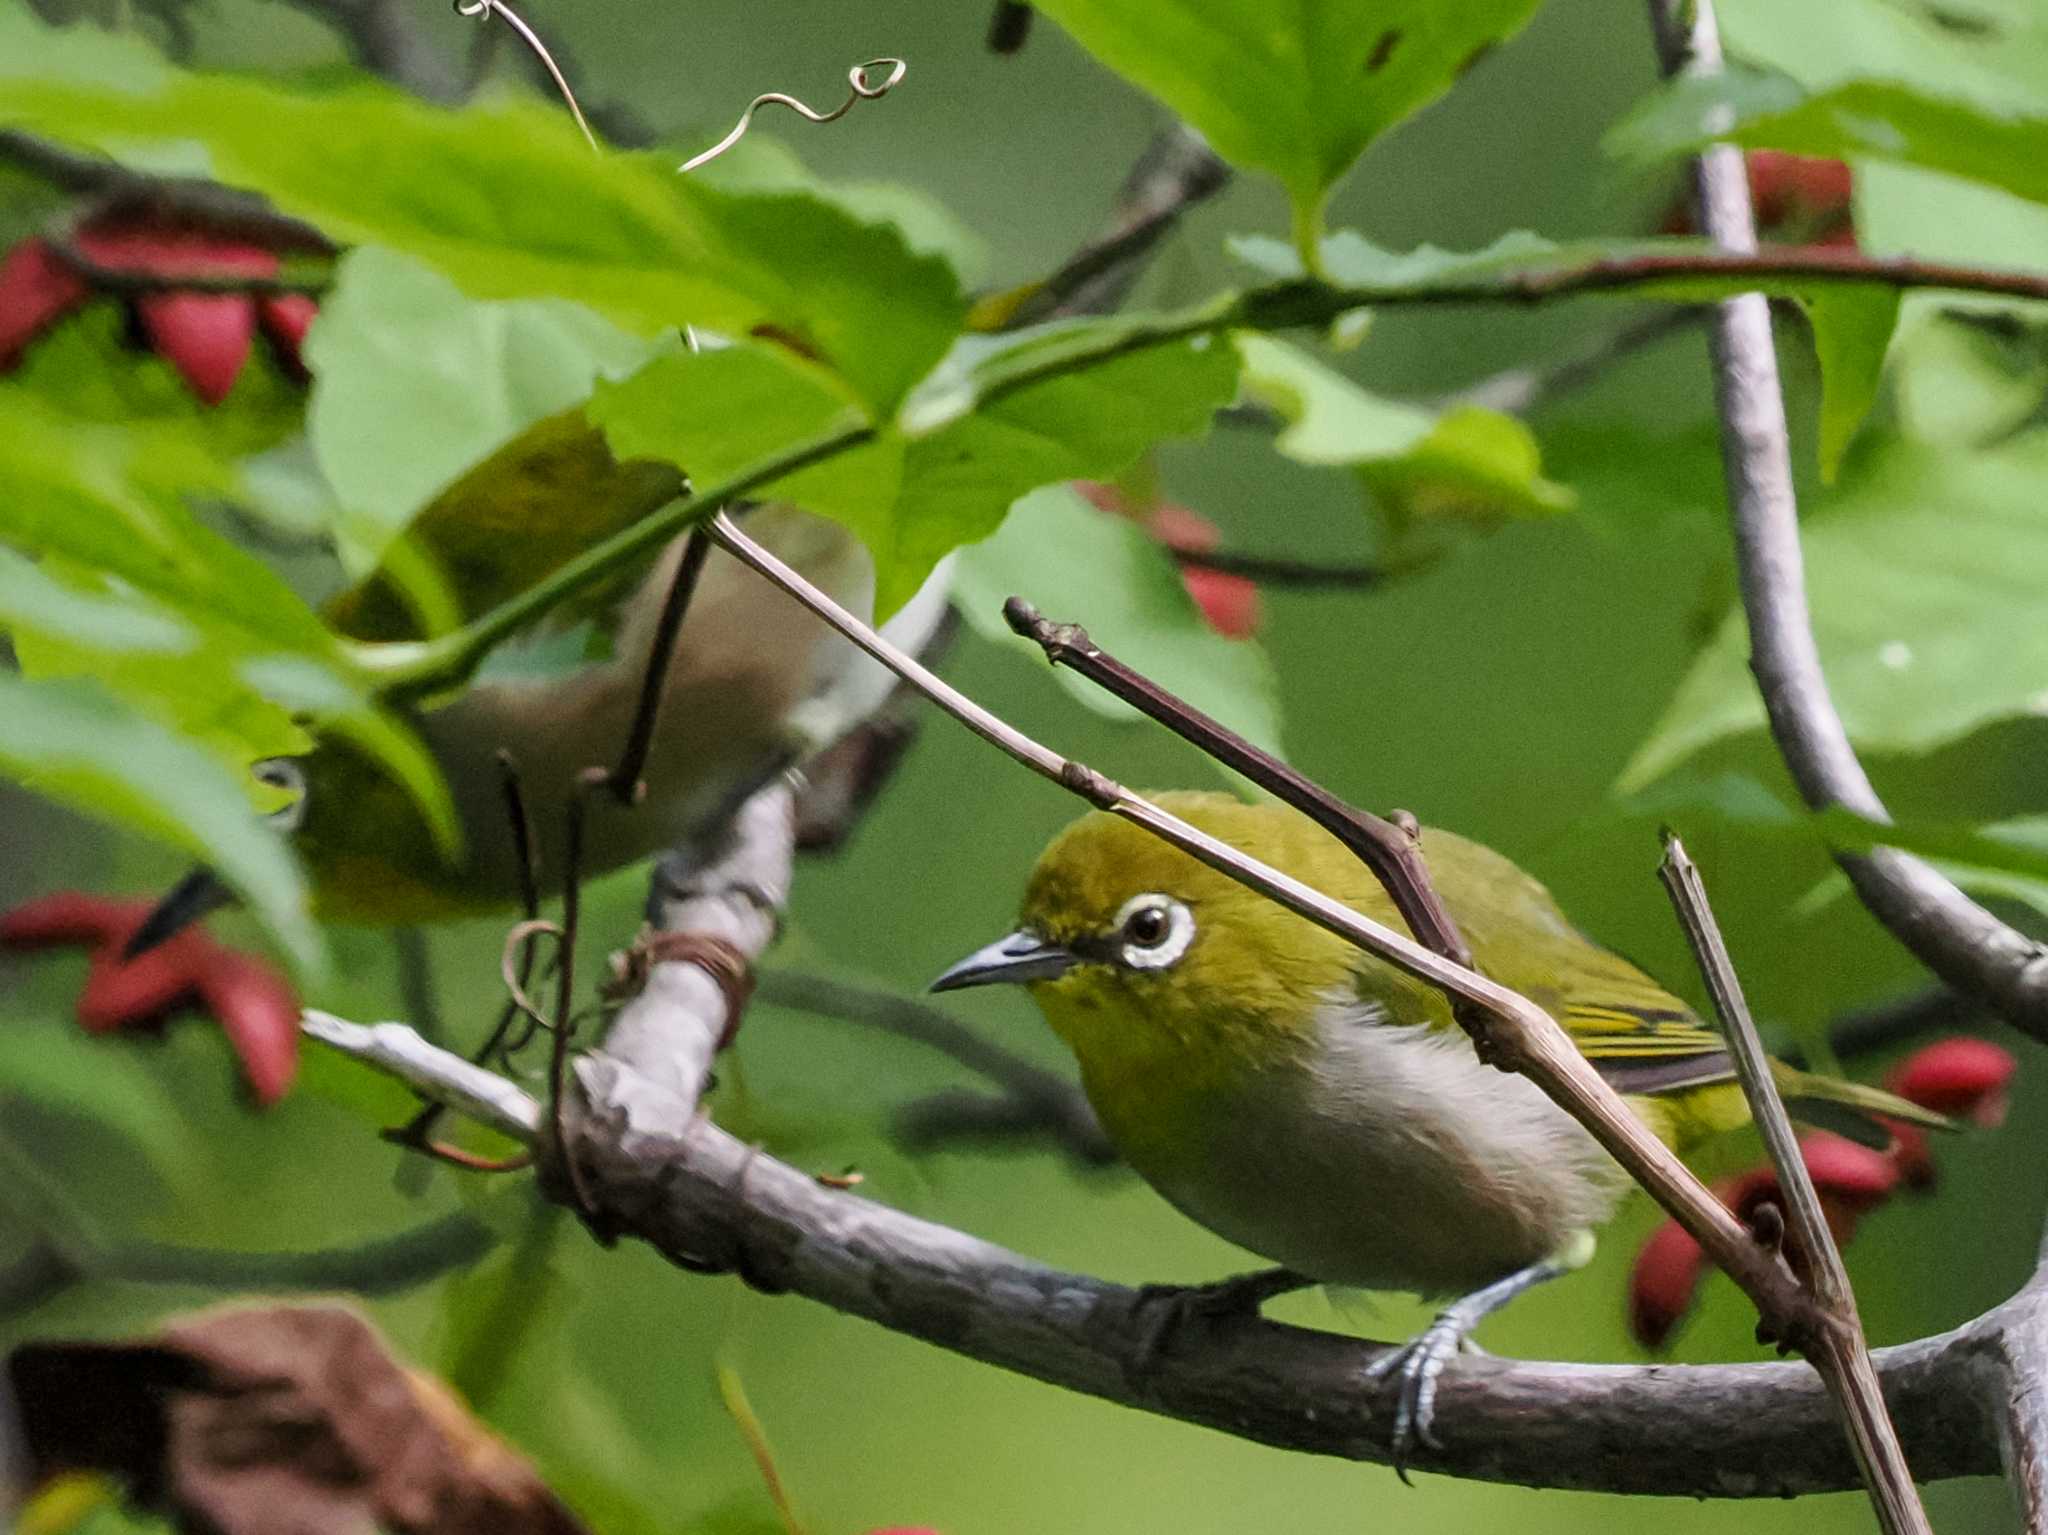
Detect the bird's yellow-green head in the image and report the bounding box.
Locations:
[933,792,1373,1090]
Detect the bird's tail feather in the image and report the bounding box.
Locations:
[1773,1061,1954,1149]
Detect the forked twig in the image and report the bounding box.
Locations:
[1660,835,1928,1533]
[1002,597,1470,968]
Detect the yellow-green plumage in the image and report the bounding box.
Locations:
[968,792,1942,1298]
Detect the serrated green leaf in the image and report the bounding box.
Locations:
[952,483,1284,758]
[0,675,321,976]
[592,316,1239,617]
[1620,431,2048,791]
[1030,0,1541,237]
[0,20,965,412]
[306,246,664,574]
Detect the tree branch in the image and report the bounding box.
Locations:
[1661,833,1929,1532]
[1641,2,2048,1040]
[302,1006,2044,1495]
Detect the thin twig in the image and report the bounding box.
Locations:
[1660,833,1930,1533]
[1164,545,1379,590]
[752,969,1114,1164]
[1644,0,2048,1043]
[1433,307,1704,416]
[607,529,712,806]
[297,1008,2045,1495]
[1007,124,1231,327]
[1002,597,1470,967]
[701,510,1810,1341]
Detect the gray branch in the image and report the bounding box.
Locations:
[1644,0,2048,1043]
[307,996,2048,1498]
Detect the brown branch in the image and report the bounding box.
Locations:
[1000,597,1471,968]
[1660,833,1930,1532]
[751,969,1114,1164]
[303,1008,2046,1496]
[1636,6,2048,1040]
[1005,124,1231,328]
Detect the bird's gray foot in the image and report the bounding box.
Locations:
[1363,1248,1584,1483]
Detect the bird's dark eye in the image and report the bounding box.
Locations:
[1123,904,1170,947]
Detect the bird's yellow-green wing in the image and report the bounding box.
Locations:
[322,410,684,643]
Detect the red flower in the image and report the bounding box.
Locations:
[0,891,299,1105]
[1074,480,1263,639]
[0,215,320,402]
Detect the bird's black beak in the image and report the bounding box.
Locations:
[122,866,234,959]
[929,930,1077,992]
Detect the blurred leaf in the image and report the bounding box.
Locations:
[952,483,1284,757]
[1610,63,2048,208]
[1801,287,1901,481]
[1620,430,2048,791]
[306,246,663,574]
[1235,231,1904,487]
[0,24,964,411]
[1029,0,1542,234]
[1235,333,1572,551]
[0,1020,204,1197]
[689,133,990,285]
[0,675,319,976]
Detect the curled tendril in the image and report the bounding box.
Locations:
[678,57,909,175]
[453,0,600,152]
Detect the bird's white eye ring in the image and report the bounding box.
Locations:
[1114,893,1195,970]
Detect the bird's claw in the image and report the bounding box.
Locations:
[1362,1313,1468,1482]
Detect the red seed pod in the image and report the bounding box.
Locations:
[0,238,90,369]
[1148,501,1262,639]
[1793,1131,1898,1211]
[135,290,259,405]
[195,949,300,1106]
[1886,1037,2016,1125]
[0,890,139,950]
[256,291,320,372]
[1628,1218,1707,1351]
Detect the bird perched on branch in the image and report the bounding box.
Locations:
[932,791,1950,1467]
[133,410,949,949]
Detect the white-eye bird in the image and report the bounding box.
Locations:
[932,791,1948,1463]
[134,410,949,947]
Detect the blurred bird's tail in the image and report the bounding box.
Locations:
[1774,1061,1956,1148]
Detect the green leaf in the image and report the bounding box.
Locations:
[306,246,663,574]
[1619,430,2048,791]
[0,675,320,976]
[0,391,456,853]
[1610,63,2048,209]
[592,317,1240,617]
[1235,231,1900,484]
[1801,286,1902,481]
[1029,0,1542,240]
[952,483,1284,757]
[1234,333,1572,544]
[0,23,965,411]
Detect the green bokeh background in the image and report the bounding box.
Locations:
[3,1,2041,1531]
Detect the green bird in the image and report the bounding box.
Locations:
[932,791,1948,1462]
[132,411,950,948]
